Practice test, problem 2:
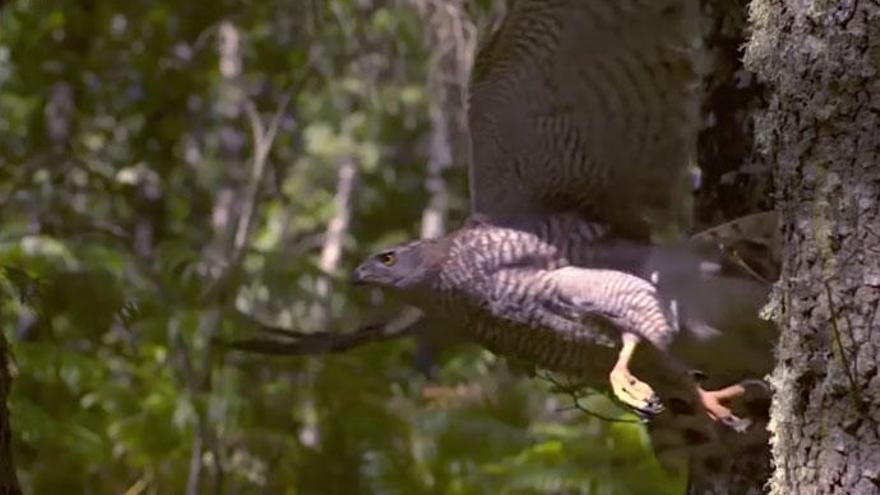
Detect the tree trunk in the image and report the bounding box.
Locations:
[745,2,880,494]
[0,330,22,495]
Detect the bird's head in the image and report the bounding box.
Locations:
[352,239,449,293]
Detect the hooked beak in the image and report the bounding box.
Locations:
[352,265,368,286]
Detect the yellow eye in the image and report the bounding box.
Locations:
[378,252,396,266]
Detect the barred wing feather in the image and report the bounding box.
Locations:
[468,0,703,236]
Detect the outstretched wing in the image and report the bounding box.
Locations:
[468,0,702,236]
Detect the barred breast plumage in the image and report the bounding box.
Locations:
[431,219,677,377]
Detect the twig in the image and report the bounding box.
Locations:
[201,95,290,302]
[185,431,204,495]
[169,318,205,495]
[555,403,640,424]
[234,96,290,262]
[122,477,150,495]
[192,24,221,57]
[538,371,640,424]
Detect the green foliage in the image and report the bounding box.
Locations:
[0,1,685,493]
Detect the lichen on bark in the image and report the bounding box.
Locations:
[745,1,880,494]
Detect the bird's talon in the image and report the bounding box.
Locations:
[720,414,751,433]
[699,385,753,432]
[636,396,665,417]
[609,368,662,417]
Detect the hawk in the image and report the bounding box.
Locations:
[352,0,777,475]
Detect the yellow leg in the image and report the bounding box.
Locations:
[699,383,752,432]
[609,333,663,415]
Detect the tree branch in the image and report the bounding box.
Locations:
[200,94,290,302]
[222,307,424,356]
[232,96,290,256]
[169,318,208,495]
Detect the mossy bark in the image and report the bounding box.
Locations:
[745,2,880,494]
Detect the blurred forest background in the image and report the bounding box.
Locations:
[0,0,766,494]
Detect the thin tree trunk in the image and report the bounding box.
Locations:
[309,157,358,330]
[408,0,476,377]
[419,97,451,241]
[183,19,249,495]
[410,0,475,241]
[745,2,880,494]
[0,329,21,495]
[300,157,358,451]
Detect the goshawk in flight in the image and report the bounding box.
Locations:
[353,0,777,476]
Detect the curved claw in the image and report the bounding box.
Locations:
[610,368,664,417]
[634,395,665,418]
[719,414,752,433]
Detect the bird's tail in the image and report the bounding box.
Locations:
[582,212,779,384]
[689,211,780,283]
[674,215,780,379]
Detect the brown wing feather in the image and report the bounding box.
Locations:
[469,0,703,236]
